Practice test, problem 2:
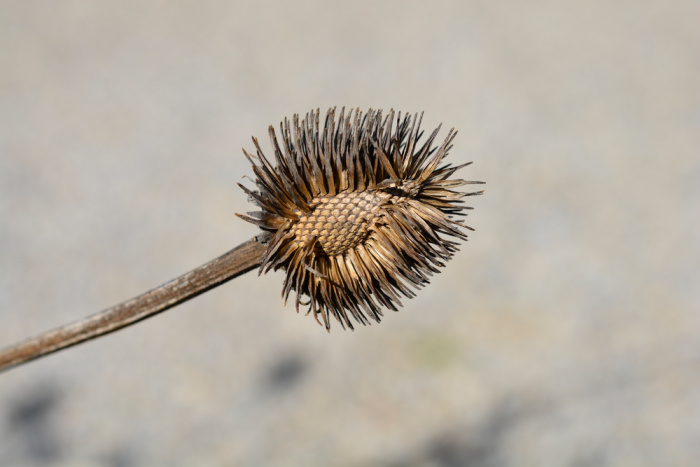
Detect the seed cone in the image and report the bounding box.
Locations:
[238,108,483,330]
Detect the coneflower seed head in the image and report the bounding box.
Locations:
[237,108,483,331]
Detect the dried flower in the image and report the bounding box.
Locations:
[238,108,482,330]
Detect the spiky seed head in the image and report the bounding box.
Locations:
[237,108,483,331]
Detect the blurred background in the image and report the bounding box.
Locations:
[1,1,698,466]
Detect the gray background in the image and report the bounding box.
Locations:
[1,1,698,466]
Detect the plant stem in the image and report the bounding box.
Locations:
[0,237,267,373]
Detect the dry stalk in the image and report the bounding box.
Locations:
[0,238,266,373]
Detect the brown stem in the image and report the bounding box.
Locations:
[0,237,267,373]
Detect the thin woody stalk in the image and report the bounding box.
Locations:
[0,237,267,373]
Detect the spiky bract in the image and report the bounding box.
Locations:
[238,108,482,330]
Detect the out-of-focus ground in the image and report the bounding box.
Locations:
[1,2,698,466]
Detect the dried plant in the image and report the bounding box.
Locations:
[238,108,483,330]
[0,107,482,372]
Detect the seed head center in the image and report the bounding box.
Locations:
[291,190,390,256]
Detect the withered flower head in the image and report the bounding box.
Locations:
[238,108,483,330]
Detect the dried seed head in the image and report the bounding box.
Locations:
[237,108,483,330]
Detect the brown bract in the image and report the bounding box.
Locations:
[237,108,483,330]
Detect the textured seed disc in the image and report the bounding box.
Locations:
[291,190,391,256]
